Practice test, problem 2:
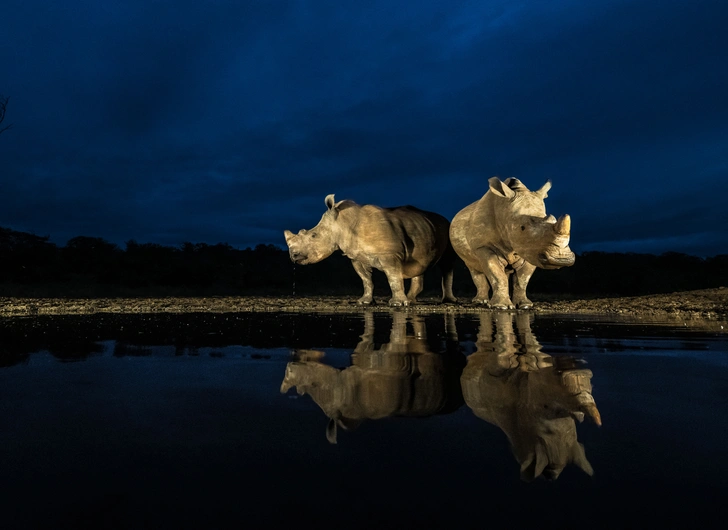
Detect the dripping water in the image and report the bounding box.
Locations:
[292,263,296,296]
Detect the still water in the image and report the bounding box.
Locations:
[1,311,727,529]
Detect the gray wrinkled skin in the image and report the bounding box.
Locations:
[284,194,457,306]
[450,177,575,309]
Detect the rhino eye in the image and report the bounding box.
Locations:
[521,226,525,231]
[311,233,317,238]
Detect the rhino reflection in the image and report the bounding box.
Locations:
[461,313,601,481]
[281,312,465,443]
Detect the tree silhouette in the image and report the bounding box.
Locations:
[0,95,12,136]
[1,225,726,297]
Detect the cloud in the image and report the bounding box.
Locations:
[1,0,727,256]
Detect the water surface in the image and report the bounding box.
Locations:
[1,311,726,528]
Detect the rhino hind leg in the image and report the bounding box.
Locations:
[438,245,458,303]
[351,260,375,305]
[407,275,424,303]
[380,259,409,306]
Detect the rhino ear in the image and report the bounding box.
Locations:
[324,194,339,219]
[488,177,515,199]
[504,177,526,191]
[535,180,552,199]
[519,444,548,482]
[572,442,594,476]
[533,442,549,478]
[326,418,338,444]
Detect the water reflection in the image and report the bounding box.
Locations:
[460,312,601,481]
[282,311,601,480]
[280,312,466,443]
[1,310,602,481]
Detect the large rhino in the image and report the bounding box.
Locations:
[284,194,457,306]
[460,312,601,481]
[280,312,465,443]
[450,177,575,309]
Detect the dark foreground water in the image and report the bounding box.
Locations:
[1,311,727,529]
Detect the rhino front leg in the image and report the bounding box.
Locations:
[475,249,514,309]
[407,275,424,303]
[512,261,537,309]
[469,269,490,304]
[351,260,374,305]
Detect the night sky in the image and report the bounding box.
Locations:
[2,0,727,257]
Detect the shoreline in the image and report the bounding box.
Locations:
[1,287,726,324]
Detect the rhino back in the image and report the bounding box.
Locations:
[338,204,449,270]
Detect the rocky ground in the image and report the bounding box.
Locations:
[1,287,726,325]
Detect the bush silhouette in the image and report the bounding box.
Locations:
[0,226,725,297]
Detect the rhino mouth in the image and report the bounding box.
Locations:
[289,252,308,265]
[537,250,575,269]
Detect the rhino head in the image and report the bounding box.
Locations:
[283,194,341,265]
[488,177,575,270]
[516,416,594,481]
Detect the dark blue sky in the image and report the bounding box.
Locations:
[2,0,727,256]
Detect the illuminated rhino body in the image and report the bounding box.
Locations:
[284,194,456,306]
[450,177,575,309]
[280,313,464,443]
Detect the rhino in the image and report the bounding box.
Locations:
[280,312,465,443]
[450,177,575,309]
[284,194,457,306]
[461,312,601,481]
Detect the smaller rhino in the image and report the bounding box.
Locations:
[284,194,457,306]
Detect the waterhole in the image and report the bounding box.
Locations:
[1,311,726,527]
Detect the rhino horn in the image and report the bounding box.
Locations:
[554,214,571,235]
[583,403,602,426]
[573,387,602,426]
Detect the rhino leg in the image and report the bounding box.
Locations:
[512,261,537,309]
[351,260,375,305]
[469,270,490,304]
[476,249,514,309]
[439,246,458,303]
[407,275,424,303]
[380,258,409,306]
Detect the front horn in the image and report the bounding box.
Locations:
[554,214,571,235]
